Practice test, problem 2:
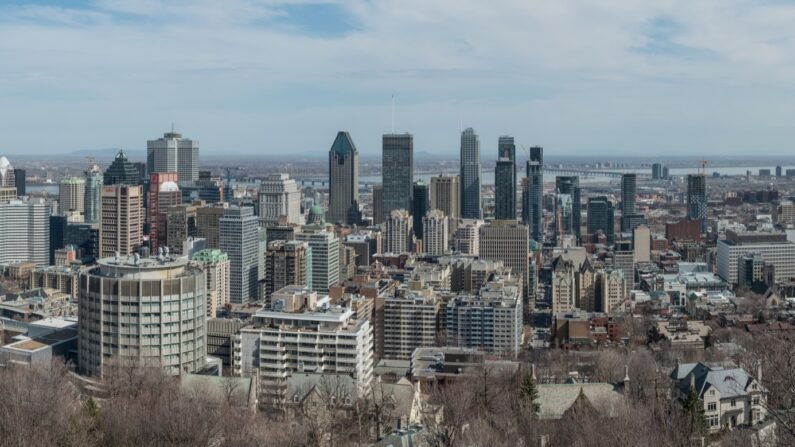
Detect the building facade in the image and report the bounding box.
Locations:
[459,127,482,219]
[423,209,449,256]
[382,133,413,220]
[258,174,302,227]
[494,136,516,220]
[327,131,360,225]
[687,174,708,234]
[100,185,143,258]
[192,249,230,318]
[0,198,50,267]
[264,240,312,300]
[383,209,413,254]
[59,177,86,215]
[219,206,260,304]
[525,146,544,242]
[147,130,200,185]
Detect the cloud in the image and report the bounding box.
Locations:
[1,0,795,156]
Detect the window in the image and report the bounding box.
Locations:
[731,399,736,407]
[707,402,717,411]
[752,396,760,405]
[707,415,719,427]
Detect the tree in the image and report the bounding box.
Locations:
[519,370,540,417]
[683,383,707,437]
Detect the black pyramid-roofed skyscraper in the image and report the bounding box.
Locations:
[104,150,142,186]
[328,131,360,225]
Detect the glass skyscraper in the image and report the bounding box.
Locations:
[556,176,581,242]
[587,196,615,244]
[328,131,360,225]
[84,164,103,224]
[459,128,482,219]
[412,181,429,240]
[687,174,707,233]
[382,133,414,220]
[620,173,637,232]
[524,146,544,242]
[494,136,516,220]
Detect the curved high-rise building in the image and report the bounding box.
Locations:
[78,254,207,377]
[328,131,360,225]
[84,165,103,224]
[460,128,482,219]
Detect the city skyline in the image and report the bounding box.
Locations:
[3,1,795,156]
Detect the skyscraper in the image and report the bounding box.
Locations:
[196,203,227,249]
[147,130,199,186]
[430,175,460,223]
[0,156,15,188]
[555,176,580,242]
[59,177,86,215]
[412,181,429,240]
[620,173,637,233]
[687,174,708,234]
[423,209,449,256]
[328,131,360,225]
[148,172,180,251]
[104,150,141,186]
[220,206,260,304]
[192,249,231,318]
[478,220,530,300]
[459,128,482,219]
[384,209,413,254]
[0,198,49,267]
[372,184,384,225]
[84,164,103,224]
[258,173,302,226]
[382,133,413,219]
[264,240,312,300]
[651,163,662,180]
[494,136,516,220]
[524,146,544,242]
[13,168,25,196]
[587,196,615,243]
[99,184,143,258]
[296,223,340,294]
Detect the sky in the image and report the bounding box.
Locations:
[2,0,795,157]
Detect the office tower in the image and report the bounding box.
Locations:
[478,220,529,299]
[453,219,483,255]
[196,203,227,249]
[166,203,199,255]
[0,198,50,267]
[662,166,669,179]
[59,177,86,215]
[147,130,199,185]
[0,187,15,204]
[343,231,379,267]
[686,174,707,234]
[100,185,143,258]
[430,175,460,222]
[423,209,449,256]
[372,184,384,225]
[383,209,413,254]
[776,166,783,178]
[382,133,413,219]
[459,127,482,219]
[78,254,207,377]
[382,290,440,360]
[612,250,634,297]
[446,278,522,357]
[182,171,224,203]
[236,287,373,405]
[296,223,340,294]
[587,196,615,243]
[651,163,662,180]
[49,215,67,264]
[13,168,25,196]
[219,206,259,304]
[525,146,544,242]
[148,172,180,251]
[555,193,573,245]
[632,225,651,263]
[328,131,360,225]
[192,249,230,318]
[264,240,312,300]
[495,136,516,220]
[83,164,103,224]
[717,230,795,284]
[412,181,429,240]
[620,174,637,234]
[595,269,626,314]
[258,173,302,226]
[103,150,141,186]
[0,156,15,187]
[555,176,581,242]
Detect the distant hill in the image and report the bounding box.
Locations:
[67,148,145,158]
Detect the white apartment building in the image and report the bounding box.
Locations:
[235,286,373,408]
[423,209,449,256]
[383,208,413,254]
[296,224,340,294]
[0,198,50,267]
[717,231,795,284]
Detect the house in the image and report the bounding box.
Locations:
[534,367,630,420]
[670,362,767,432]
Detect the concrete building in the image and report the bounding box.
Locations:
[196,203,227,249]
[59,177,85,215]
[452,219,483,256]
[327,131,360,225]
[192,249,230,318]
[423,210,449,256]
[166,203,199,255]
[264,240,312,301]
[0,198,50,267]
[596,269,626,314]
[258,173,302,227]
[384,209,413,254]
[0,187,16,204]
[478,220,529,299]
[148,172,180,251]
[459,127,482,219]
[99,185,143,258]
[296,222,340,294]
[382,289,441,360]
[430,175,460,226]
[236,287,373,407]
[556,176,581,242]
[494,136,516,220]
[343,231,380,267]
[220,206,260,304]
[633,225,651,263]
[147,130,199,186]
[551,259,576,314]
[78,255,207,377]
[382,133,413,219]
[717,230,795,284]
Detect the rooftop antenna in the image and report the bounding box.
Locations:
[171,122,175,133]
[391,94,395,134]
[698,158,707,175]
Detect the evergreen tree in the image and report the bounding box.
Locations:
[519,371,540,417]
[683,383,707,436]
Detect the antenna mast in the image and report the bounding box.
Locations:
[391,94,395,133]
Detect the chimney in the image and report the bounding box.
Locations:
[531,363,537,381]
[623,365,630,397]
[757,362,762,384]
[689,372,695,390]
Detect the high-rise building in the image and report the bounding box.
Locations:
[382,290,440,360]
[776,166,783,178]
[372,184,384,225]
[383,209,413,254]
[99,185,143,258]
[632,225,651,263]
[651,163,663,180]
[687,174,707,234]
[555,193,574,245]
[343,231,380,267]
[182,171,224,203]
[495,136,516,220]
[103,150,141,186]
[525,146,544,242]
[595,269,626,314]
[78,254,207,377]
[430,175,460,223]
[59,177,86,215]
[662,166,669,179]
[412,181,429,240]
[147,130,199,186]
[83,165,103,224]
[196,203,227,249]
[0,198,49,267]
[258,174,302,226]
[620,173,637,233]
[459,128,482,219]
[192,249,230,318]
[13,168,25,196]
[328,131,360,225]
[555,176,580,242]
[382,133,413,219]
[423,209,449,256]
[717,230,795,284]
[219,206,260,304]
[148,172,180,251]
[478,220,529,299]
[296,222,340,294]
[587,196,615,243]
[0,156,15,188]
[264,240,312,300]
[166,203,199,255]
[452,219,483,255]
[0,187,15,204]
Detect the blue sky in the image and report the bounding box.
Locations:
[2,0,795,156]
